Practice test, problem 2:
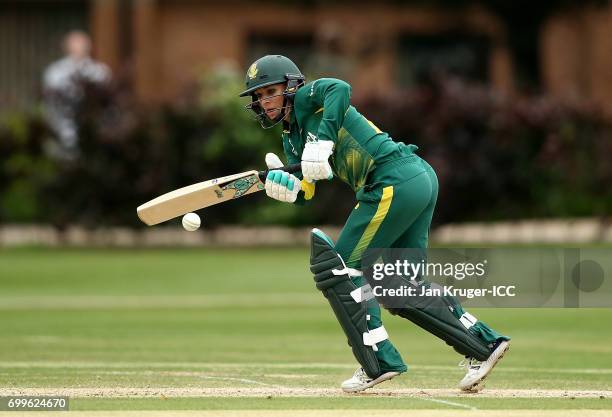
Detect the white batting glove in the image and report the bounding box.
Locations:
[265,170,301,203]
[301,140,334,182]
[265,152,284,169]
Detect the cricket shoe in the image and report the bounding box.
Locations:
[458,339,511,392]
[341,368,400,393]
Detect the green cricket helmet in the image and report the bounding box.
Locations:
[240,55,305,129]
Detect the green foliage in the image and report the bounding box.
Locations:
[356,78,612,223]
[1,179,40,221]
[1,74,610,226]
[0,110,58,222]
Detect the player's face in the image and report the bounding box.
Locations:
[254,84,286,120]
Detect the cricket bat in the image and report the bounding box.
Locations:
[137,163,301,226]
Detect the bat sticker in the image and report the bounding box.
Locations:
[221,174,259,199]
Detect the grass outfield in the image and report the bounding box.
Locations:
[0,247,611,414]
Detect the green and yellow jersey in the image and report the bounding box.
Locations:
[282,78,418,202]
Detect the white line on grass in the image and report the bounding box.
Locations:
[0,294,321,310]
[416,397,477,410]
[197,376,279,387]
[99,370,281,388]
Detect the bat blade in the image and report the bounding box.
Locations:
[137,170,264,226]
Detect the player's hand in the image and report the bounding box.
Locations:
[265,170,301,203]
[301,140,334,182]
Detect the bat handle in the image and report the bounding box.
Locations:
[258,163,302,182]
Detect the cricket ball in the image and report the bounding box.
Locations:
[182,212,201,231]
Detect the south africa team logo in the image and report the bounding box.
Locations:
[217,174,259,199]
[247,63,258,80]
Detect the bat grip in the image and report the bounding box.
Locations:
[258,163,302,182]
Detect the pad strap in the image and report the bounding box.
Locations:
[350,284,375,303]
[332,267,363,277]
[459,312,478,329]
[363,325,389,351]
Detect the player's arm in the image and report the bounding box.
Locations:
[300,78,352,182]
[307,78,352,143]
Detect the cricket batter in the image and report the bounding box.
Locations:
[240,55,510,392]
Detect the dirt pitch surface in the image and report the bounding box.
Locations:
[1,387,610,398]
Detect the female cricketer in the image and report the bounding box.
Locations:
[239,55,510,393]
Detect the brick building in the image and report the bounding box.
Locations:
[1,0,611,114]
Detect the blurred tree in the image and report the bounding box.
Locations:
[2,68,610,227]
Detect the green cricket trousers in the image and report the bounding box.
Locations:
[334,150,506,373]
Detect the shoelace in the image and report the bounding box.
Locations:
[458,358,482,372]
[354,368,370,382]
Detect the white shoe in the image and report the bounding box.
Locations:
[458,340,510,392]
[341,368,400,393]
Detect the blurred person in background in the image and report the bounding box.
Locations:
[42,30,111,160]
[240,55,510,393]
